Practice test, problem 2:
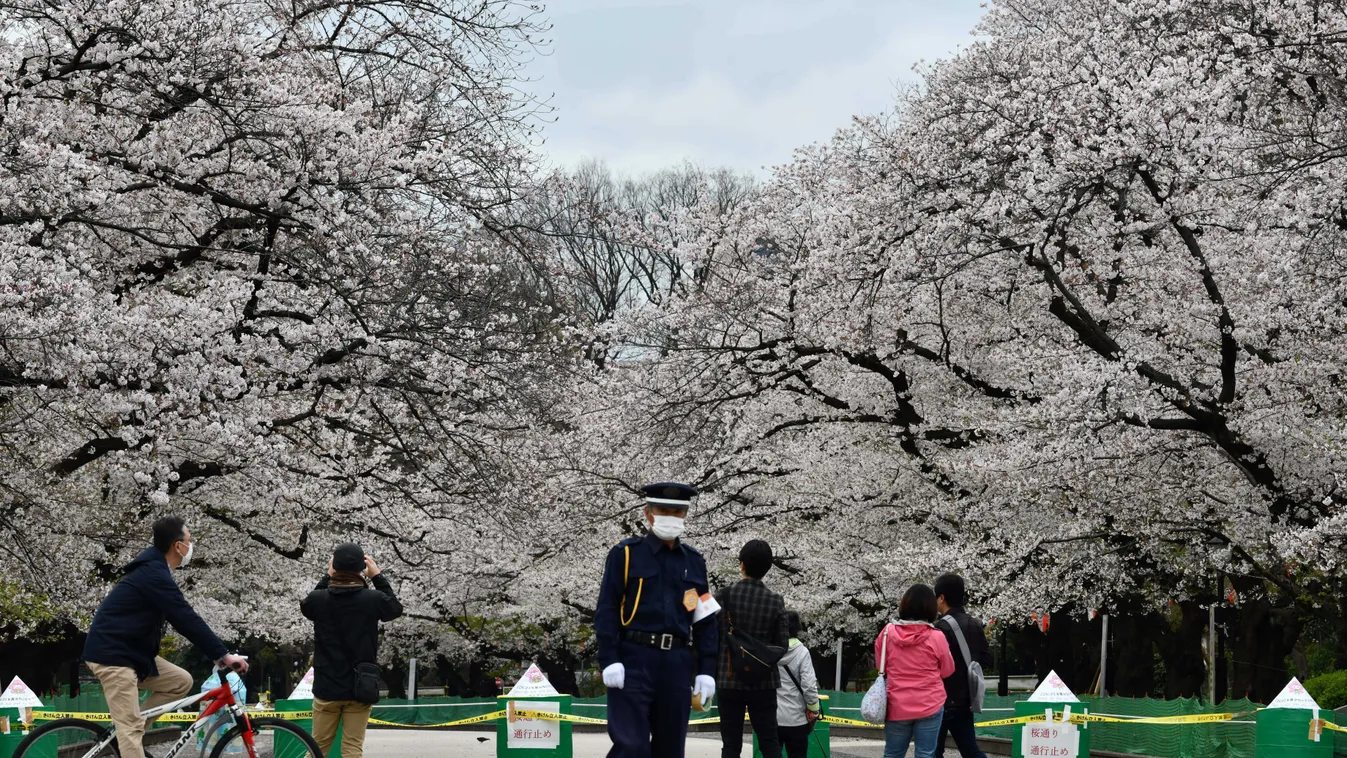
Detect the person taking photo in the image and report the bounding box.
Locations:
[300,542,403,758]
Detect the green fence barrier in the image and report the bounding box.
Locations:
[1255,708,1332,758]
[366,697,511,727]
[11,687,1347,758]
[780,692,1268,758]
[1,709,27,758]
[1082,695,1258,758]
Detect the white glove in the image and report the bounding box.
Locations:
[693,675,716,704]
[603,662,626,689]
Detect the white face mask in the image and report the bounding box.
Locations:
[179,540,194,568]
[650,515,686,541]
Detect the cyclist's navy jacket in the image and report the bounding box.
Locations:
[82,546,228,679]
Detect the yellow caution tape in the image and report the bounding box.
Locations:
[30,706,1255,732]
[30,710,311,724]
[1076,712,1251,725]
[508,708,722,727]
[511,708,608,726]
[30,712,115,722]
[975,714,1044,727]
[973,711,1252,728]
[1314,719,1347,734]
[820,715,881,728]
[368,710,508,729]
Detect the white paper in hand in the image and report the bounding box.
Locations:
[692,592,721,623]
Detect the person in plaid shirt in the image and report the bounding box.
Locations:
[715,539,790,758]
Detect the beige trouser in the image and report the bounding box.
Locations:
[88,656,193,758]
[313,698,372,758]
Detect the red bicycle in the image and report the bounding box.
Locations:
[12,665,323,758]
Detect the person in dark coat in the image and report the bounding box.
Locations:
[715,539,789,758]
[82,516,249,758]
[300,542,402,758]
[934,573,993,758]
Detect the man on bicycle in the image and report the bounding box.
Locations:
[82,516,249,758]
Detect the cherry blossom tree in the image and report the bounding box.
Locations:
[9,0,1347,702]
[541,0,1347,700]
[0,0,569,647]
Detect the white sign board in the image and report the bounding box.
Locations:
[1026,670,1080,703]
[0,677,44,709]
[1267,677,1320,710]
[1021,718,1080,758]
[287,668,315,700]
[507,700,561,750]
[506,664,559,698]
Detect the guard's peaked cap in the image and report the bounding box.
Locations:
[640,481,697,508]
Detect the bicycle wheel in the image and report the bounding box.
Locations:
[209,716,323,758]
[12,718,118,758]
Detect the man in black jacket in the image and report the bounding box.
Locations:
[715,539,789,758]
[934,573,993,758]
[300,542,403,758]
[83,516,249,758]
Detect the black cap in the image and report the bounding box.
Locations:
[333,542,365,572]
[640,482,697,508]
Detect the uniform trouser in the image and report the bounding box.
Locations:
[606,641,693,758]
[88,657,193,758]
[313,698,373,758]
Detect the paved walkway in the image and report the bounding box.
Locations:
[361,730,895,756]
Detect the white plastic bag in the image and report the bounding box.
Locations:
[860,624,890,724]
[197,671,247,754]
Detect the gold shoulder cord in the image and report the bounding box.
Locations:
[620,545,644,626]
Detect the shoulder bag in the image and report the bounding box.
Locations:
[725,608,786,685]
[781,654,819,733]
[940,615,986,713]
[860,624,891,723]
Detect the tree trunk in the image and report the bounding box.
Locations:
[1229,595,1302,703]
[537,654,579,696]
[1156,601,1207,699]
[436,655,470,696]
[1333,593,1347,671]
[1109,614,1158,697]
[0,625,85,696]
[467,660,500,696]
[385,656,408,700]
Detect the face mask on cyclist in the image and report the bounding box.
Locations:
[178,539,194,567]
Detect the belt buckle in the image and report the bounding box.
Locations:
[659,633,673,651]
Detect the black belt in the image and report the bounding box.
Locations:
[621,630,691,650]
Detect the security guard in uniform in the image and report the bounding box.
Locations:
[595,482,719,758]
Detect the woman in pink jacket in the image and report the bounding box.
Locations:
[873,584,956,758]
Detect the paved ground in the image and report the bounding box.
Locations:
[361,730,896,757]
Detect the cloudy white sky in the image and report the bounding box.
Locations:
[523,0,988,176]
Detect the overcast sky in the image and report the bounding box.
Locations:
[523,0,988,176]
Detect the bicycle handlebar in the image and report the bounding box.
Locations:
[217,655,249,674]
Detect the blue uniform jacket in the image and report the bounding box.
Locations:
[82,546,228,679]
[595,533,718,678]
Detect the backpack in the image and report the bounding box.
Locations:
[940,615,985,713]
